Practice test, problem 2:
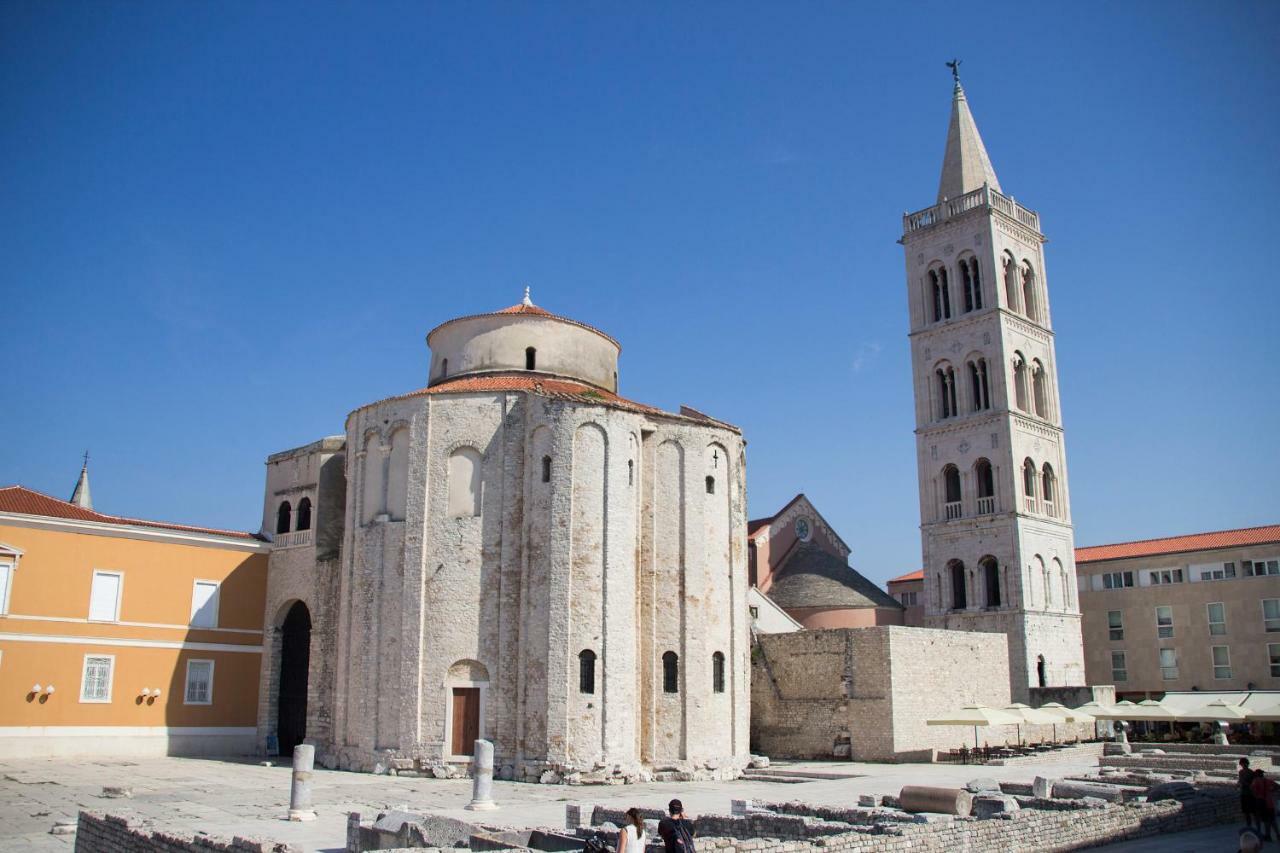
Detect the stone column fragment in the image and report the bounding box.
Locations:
[289,744,317,821]
[466,739,497,811]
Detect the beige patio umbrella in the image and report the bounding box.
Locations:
[1040,701,1095,741]
[1245,701,1280,722]
[1176,700,1249,723]
[1092,699,1141,720]
[1003,703,1061,744]
[926,705,1022,748]
[1126,699,1178,722]
[1041,702,1096,723]
[1073,700,1120,719]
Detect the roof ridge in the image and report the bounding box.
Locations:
[0,485,259,541]
[1078,522,1280,552]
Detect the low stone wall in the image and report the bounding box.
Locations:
[985,742,1106,766]
[1101,753,1272,773]
[74,811,298,853]
[584,785,1237,853]
[685,794,1235,853]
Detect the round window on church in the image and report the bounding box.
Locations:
[794,517,812,542]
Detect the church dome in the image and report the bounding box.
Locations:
[425,290,621,393]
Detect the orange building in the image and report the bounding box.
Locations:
[748,494,903,629]
[0,477,268,758]
[885,570,925,626]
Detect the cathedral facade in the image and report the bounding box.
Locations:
[901,77,1087,700]
[256,294,750,781]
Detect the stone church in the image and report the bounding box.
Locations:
[256,293,750,782]
[902,73,1087,700]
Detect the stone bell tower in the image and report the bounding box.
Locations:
[899,68,1085,701]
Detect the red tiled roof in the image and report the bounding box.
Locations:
[887,569,924,584]
[494,302,554,316]
[1075,524,1280,564]
[0,486,261,541]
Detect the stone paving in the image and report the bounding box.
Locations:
[0,753,1221,853]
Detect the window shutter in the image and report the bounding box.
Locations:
[88,573,120,621]
[190,582,219,628]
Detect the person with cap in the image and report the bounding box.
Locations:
[657,799,695,853]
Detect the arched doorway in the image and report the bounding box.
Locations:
[277,601,311,757]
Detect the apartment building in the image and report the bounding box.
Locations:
[0,483,269,757]
[1076,524,1280,699]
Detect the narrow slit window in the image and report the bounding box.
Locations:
[541,455,551,483]
[525,347,536,370]
[705,475,715,494]
[662,651,679,693]
[578,649,596,694]
[712,651,725,693]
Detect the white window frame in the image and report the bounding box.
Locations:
[183,659,215,705]
[1264,599,1280,633]
[1211,645,1232,680]
[0,560,13,615]
[88,570,123,622]
[79,653,115,703]
[1269,643,1280,678]
[1155,605,1174,639]
[1107,609,1124,641]
[1207,602,1227,636]
[189,580,220,629]
[1159,647,1178,680]
[1110,650,1127,682]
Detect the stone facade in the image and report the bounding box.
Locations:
[751,626,1011,761]
[256,297,750,781]
[901,81,1085,700]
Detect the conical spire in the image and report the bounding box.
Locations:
[937,75,1001,203]
[70,451,92,510]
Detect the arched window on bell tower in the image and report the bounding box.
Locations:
[942,464,961,520]
[1002,252,1020,313]
[1022,458,1038,512]
[981,556,1001,608]
[948,559,967,610]
[1041,463,1057,517]
[929,268,952,322]
[935,363,957,419]
[1021,261,1038,323]
[1031,359,1049,418]
[1012,353,1029,412]
[968,357,990,411]
[974,458,995,514]
[959,255,982,313]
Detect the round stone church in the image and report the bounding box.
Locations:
[256,292,751,782]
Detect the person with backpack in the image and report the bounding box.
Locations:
[657,799,695,853]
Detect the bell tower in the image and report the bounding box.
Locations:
[900,69,1085,701]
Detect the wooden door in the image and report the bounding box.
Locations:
[451,687,480,756]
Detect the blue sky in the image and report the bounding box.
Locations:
[3,3,1278,586]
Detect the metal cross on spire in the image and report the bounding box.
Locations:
[82,449,90,469]
[946,58,962,84]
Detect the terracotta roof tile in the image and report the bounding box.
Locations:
[887,569,924,584]
[494,302,554,316]
[1075,524,1280,563]
[0,486,262,541]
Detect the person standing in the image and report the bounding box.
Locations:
[1240,758,1258,832]
[1251,769,1278,842]
[618,808,647,853]
[658,799,695,853]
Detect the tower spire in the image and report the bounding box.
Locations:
[70,451,93,510]
[936,64,1002,203]
[522,285,533,307]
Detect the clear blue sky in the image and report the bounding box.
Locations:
[3,3,1278,587]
